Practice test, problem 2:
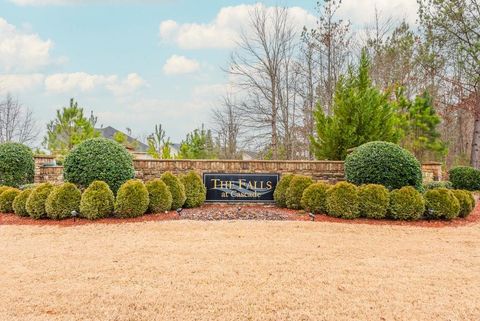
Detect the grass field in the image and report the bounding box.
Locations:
[1,220,479,321]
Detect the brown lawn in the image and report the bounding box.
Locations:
[1,220,479,321]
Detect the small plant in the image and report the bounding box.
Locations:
[114,179,149,218]
[80,181,115,220]
[146,179,172,213]
[180,171,206,208]
[423,181,453,190]
[161,172,186,209]
[424,188,460,220]
[449,166,480,191]
[274,174,294,208]
[26,183,54,219]
[0,186,10,196]
[358,184,390,219]
[388,186,425,220]
[452,190,475,218]
[45,183,81,220]
[286,175,313,210]
[0,142,35,187]
[326,182,360,219]
[301,182,329,214]
[0,188,21,213]
[13,189,33,217]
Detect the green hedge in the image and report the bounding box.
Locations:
[326,182,360,219]
[80,181,115,220]
[452,190,475,218]
[0,188,21,213]
[423,181,453,190]
[161,172,186,209]
[180,171,206,208]
[45,183,81,220]
[345,141,423,190]
[114,179,149,218]
[449,166,480,191]
[358,184,390,219]
[13,189,32,217]
[26,183,54,219]
[286,175,313,210]
[64,138,135,193]
[0,143,34,187]
[274,174,294,208]
[301,182,329,214]
[388,186,425,220]
[424,188,460,220]
[146,179,172,213]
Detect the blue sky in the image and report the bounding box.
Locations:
[0,0,417,146]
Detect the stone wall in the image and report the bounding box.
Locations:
[34,156,442,185]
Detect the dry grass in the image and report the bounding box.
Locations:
[1,220,480,321]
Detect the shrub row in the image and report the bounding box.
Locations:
[274,174,476,220]
[0,171,206,220]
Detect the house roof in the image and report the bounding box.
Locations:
[96,126,149,152]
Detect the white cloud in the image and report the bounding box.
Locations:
[9,0,169,5]
[44,72,147,95]
[163,55,200,75]
[0,74,44,93]
[337,0,418,26]
[0,18,53,72]
[159,4,316,49]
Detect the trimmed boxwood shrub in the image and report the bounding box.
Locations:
[301,182,329,214]
[274,174,294,208]
[64,138,135,193]
[424,188,460,220]
[345,141,423,190]
[358,184,390,219]
[114,179,149,218]
[449,166,480,191]
[0,186,9,196]
[286,175,313,210]
[26,183,54,219]
[326,182,360,219]
[80,181,114,220]
[452,190,475,218]
[423,181,453,190]
[13,189,32,217]
[45,183,81,220]
[161,172,186,210]
[180,171,206,208]
[0,142,35,188]
[0,188,21,213]
[388,186,425,220]
[146,179,172,213]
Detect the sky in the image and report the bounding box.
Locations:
[0,0,419,147]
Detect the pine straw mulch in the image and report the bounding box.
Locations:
[1,202,479,228]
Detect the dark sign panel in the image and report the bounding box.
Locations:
[203,173,279,203]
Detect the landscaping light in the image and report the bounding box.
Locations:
[309,212,315,221]
[176,208,183,214]
[71,210,78,222]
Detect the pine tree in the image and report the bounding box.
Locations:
[310,49,401,160]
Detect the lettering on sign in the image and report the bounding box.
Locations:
[203,173,279,203]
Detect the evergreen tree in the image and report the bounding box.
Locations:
[311,50,401,160]
[178,125,217,159]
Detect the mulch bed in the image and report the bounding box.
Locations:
[1,203,479,228]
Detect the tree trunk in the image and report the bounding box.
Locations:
[471,111,480,169]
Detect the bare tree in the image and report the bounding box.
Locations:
[0,94,38,145]
[212,95,242,159]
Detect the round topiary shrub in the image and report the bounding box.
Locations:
[424,188,460,220]
[301,182,329,214]
[0,186,10,196]
[345,141,423,190]
[452,190,475,218]
[180,171,206,208]
[145,179,172,213]
[45,183,81,220]
[26,183,54,219]
[286,175,313,210]
[13,189,32,217]
[161,172,186,210]
[114,179,149,218]
[0,143,34,187]
[388,186,425,220]
[274,174,294,208]
[80,181,114,220]
[64,138,135,193]
[326,182,360,219]
[449,166,480,191]
[0,188,21,213]
[358,184,390,219]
